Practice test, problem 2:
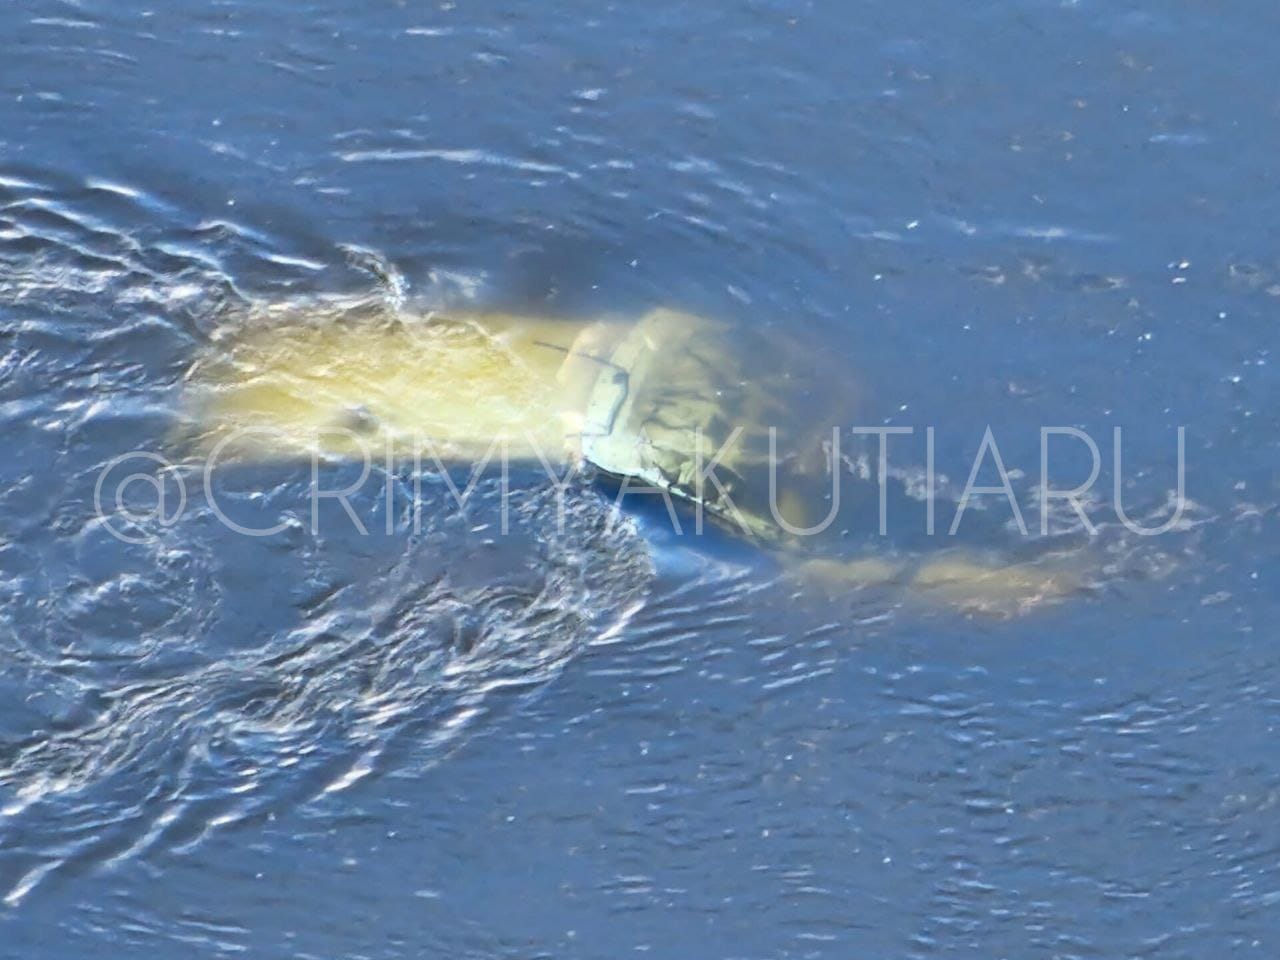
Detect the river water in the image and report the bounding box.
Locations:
[1,1,1277,957]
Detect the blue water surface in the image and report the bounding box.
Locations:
[1,1,1278,957]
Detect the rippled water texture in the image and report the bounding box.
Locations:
[2,0,1279,957]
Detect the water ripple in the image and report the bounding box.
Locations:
[0,177,662,905]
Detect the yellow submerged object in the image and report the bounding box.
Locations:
[178,298,1089,617]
